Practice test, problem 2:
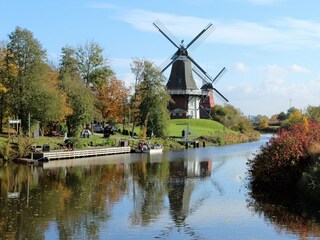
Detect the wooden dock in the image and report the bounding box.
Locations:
[31,146,131,161]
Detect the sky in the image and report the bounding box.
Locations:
[1,0,320,117]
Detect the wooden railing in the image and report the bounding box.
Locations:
[32,147,131,160]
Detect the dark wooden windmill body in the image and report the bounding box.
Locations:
[166,55,203,119]
[153,21,228,119]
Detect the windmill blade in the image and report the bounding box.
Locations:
[153,20,180,49]
[211,67,226,84]
[160,55,174,72]
[213,88,229,102]
[192,67,210,85]
[194,66,226,87]
[199,105,213,119]
[161,54,180,73]
[186,23,214,50]
[188,55,216,83]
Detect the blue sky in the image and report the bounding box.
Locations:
[1,0,320,117]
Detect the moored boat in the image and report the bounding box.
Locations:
[135,143,163,153]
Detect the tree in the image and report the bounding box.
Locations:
[130,59,171,138]
[0,44,17,132]
[95,75,129,123]
[75,41,113,89]
[59,46,95,136]
[7,27,46,130]
[255,115,269,129]
[287,109,306,126]
[210,105,226,122]
[277,112,287,121]
[5,27,64,133]
[306,105,320,122]
[269,114,280,124]
[28,63,71,135]
[286,107,298,118]
[210,104,254,133]
[60,42,115,131]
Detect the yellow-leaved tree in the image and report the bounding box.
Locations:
[96,75,129,123]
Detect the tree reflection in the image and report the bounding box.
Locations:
[129,159,169,226]
[0,163,129,239]
[248,190,320,238]
[0,157,213,239]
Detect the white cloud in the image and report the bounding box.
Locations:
[263,64,286,76]
[115,9,320,50]
[234,62,249,72]
[261,64,310,77]
[222,64,320,116]
[288,64,310,74]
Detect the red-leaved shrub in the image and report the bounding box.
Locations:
[248,120,320,189]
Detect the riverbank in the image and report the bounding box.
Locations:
[0,119,260,162]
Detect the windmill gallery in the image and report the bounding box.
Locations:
[153,20,228,120]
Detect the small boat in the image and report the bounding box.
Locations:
[135,143,163,154]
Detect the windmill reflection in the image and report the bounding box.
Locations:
[168,159,212,226]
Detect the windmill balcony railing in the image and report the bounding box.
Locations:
[167,89,204,96]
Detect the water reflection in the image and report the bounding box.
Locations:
[2,137,320,239]
[168,159,211,226]
[248,190,320,239]
[0,153,213,239]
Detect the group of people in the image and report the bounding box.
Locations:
[81,129,92,138]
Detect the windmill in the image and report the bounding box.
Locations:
[153,20,228,119]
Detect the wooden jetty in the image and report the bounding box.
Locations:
[41,154,132,169]
[31,146,131,161]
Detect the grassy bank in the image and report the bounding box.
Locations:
[168,119,234,138]
[0,119,260,161]
[169,119,259,145]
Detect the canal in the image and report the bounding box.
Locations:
[1,134,320,239]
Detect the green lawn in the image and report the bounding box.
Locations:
[0,134,115,150]
[168,119,234,139]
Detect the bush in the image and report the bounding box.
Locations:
[0,135,33,161]
[0,140,13,161]
[247,120,320,190]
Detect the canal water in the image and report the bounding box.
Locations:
[1,135,320,239]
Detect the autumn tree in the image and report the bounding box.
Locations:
[95,75,129,123]
[130,59,170,138]
[284,109,308,129]
[0,44,17,132]
[5,27,46,131]
[4,27,68,134]
[255,115,269,129]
